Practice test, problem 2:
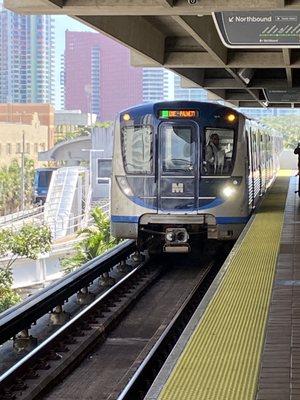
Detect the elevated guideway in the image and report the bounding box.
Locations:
[0,205,44,229]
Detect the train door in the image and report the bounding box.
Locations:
[157,122,199,213]
[257,130,263,195]
[246,126,255,209]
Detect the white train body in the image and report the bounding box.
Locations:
[111,101,282,252]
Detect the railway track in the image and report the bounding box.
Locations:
[0,241,232,400]
[0,260,160,400]
[0,240,136,347]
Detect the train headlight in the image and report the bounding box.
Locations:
[222,185,236,198]
[116,176,134,197]
[226,113,236,122]
[122,113,131,121]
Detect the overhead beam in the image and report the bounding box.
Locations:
[181,77,203,88]
[249,79,291,89]
[172,68,205,87]
[283,49,293,88]
[5,0,295,16]
[131,51,160,67]
[172,15,227,65]
[225,91,261,101]
[49,0,66,7]
[159,0,175,7]
[162,71,289,92]
[202,78,246,89]
[164,51,299,68]
[238,101,263,108]
[173,15,264,107]
[77,15,166,65]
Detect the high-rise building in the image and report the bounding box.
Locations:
[64,31,143,121]
[60,53,65,109]
[142,68,169,102]
[173,73,208,102]
[0,7,55,104]
[240,107,300,119]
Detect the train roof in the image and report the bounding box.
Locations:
[118,101,281,136]
[119,101,242,117]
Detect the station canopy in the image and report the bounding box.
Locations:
[7,0,300,108]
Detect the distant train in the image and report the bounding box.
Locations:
[111,101,282,253]
[33,168,56,204]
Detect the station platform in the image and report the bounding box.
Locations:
[146,171,298,400]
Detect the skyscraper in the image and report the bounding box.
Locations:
[0,7,55,104]
[60,53,65,109]
[64,31,143,120]
[142,68,169,102]
[173,74,208,102]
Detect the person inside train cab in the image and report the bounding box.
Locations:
[205,133,225,174]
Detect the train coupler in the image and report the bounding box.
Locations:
[163,228,190,253]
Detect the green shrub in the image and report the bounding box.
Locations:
[0,224,52,313]
[62,207,119,273]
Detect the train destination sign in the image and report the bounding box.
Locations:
[158,110,199,119]
[264,89,300,103]
[213,11,300,47]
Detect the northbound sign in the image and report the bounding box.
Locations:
[264,89,300,103]
[214,11,300,47]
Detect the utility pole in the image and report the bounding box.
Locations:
[17,111,26,212]
[21,130,25,211]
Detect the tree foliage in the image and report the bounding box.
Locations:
[262,116,300,149]
[0,224,52,313]
[0,266,20,314]
[61,207,119,273]
[55,121,113,144]
[0,158,35,216]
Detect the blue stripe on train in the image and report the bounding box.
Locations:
[111,215,139,223]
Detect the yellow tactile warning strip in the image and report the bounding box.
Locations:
[159,176,290,400]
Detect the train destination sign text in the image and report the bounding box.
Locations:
[159,110,199,119]
[213,11,300,47]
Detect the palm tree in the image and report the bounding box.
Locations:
[61,207,119,273]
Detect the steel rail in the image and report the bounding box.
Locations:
[0,261,158,399]
[117,260,218,400]
[0,239,136,345]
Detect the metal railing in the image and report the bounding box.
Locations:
[0,204,45,227]
[0,201,110,239]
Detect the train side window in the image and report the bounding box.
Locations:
[121,125,153,174]
[203,128,234,175]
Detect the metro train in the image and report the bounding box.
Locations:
[33,168,57,204]
[111,101,282,253]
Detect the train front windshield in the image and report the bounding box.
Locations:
[121,124,235,177]
[35,170,53,189]
[122,125,153,174]
[161,125,196,173]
